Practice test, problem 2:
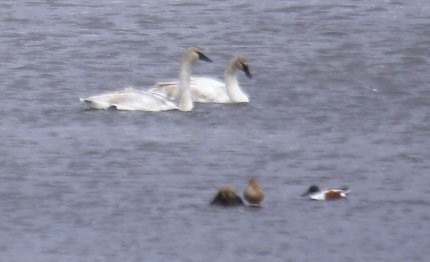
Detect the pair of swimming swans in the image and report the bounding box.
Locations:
[80,47,252,112]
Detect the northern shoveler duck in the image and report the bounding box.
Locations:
[302,185,350,201]
[243,178,264,207]
[211,186,244,207]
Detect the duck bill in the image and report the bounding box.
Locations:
[197,52,212,62]
[301,191,310,197]
[242,65,252,79]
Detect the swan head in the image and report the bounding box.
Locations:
[232,56,252,79]
[185,47,212,63]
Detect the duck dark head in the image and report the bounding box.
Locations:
[302,185,320,196]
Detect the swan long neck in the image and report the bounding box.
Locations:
[224,63,248,103]
[178,56,193,111]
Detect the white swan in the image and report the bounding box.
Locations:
[80,47,212,111]
[149,56,252,103]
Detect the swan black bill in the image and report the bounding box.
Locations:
[197,52,212,62]
[242,64,252,79]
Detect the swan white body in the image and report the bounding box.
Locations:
[80,87,178,111]
[149,56,252,104]
[80,47,212,111]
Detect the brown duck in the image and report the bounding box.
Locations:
[211,186,244,207]
[243,178,264,207]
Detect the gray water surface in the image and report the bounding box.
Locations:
[1,1,430,261]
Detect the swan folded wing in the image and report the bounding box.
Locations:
[150,76,230,103]
[149,81,181,100]
[189,76,230,103]
[80,88,135,110]
[110,89,177,111]
[81,88,177,111]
